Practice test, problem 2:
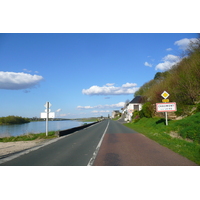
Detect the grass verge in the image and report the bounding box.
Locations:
[112,116,121,121]
[124,116,200,165]
[0,131,57,142]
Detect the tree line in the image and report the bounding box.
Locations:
[0,116,30,125]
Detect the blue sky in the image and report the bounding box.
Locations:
[0,33,198,118]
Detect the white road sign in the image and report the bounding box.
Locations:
[156,102,177,112]
[40,112,55,118]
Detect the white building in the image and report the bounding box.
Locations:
[112,110,120,118]
[124,96,145,121]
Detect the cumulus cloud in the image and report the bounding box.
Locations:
[0,71,44,90]
[174,38,198,51]
[77,102,125,110]
[155,54,181,71]
[144,62,152,67]
[56,109,62,112]
[82,83,139,95]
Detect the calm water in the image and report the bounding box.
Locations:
[0,120,86,137]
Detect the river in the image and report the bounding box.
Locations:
[0,120,87,137]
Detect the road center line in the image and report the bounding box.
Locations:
[87,120,110,166]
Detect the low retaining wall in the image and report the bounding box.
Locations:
[57,121,99,137]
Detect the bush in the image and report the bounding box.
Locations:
[139,102,153,118]
[132,110,140,122]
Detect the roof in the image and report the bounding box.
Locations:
[129,96,145,104]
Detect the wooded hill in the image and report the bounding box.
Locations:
[135,36,200,117]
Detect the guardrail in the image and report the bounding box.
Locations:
[57,121,99,137]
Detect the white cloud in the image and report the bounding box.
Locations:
[56,109,62,112]
[155,54,181,71]
[106,83,115,86]
[23,69,32,73]
[0,71,44,90]
[77,102,125,110]
[144,62,152,67]
[77,105,93,109]
[166,48,172,51]
[122,82,137,87]
[82,83,139,95]
[174,38,198,51]
[60,113,68,117]
[91,110,110,113]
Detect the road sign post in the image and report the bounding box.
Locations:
[44,101,52,136]
[46,102,49,136]
[161,91,169,126]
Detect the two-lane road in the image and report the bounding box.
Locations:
[0,119,197,166]
[0,120,109,166]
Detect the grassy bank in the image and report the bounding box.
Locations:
[0,131,57,142]
[124,114,200,165]
[112,116,121,121]
[78,117,99,122]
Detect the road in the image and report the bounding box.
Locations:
[0,119,197,166]
[0,120,108,166]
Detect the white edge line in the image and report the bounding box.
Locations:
[0,134,71,164]
[87,120,110,166]
[0,121,102,165]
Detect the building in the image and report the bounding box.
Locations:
[112,110,121,118]
[124,96,145,121]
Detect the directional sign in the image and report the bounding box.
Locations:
[156,102,177,112]
[161,91,170,99]
[40,112,55,118]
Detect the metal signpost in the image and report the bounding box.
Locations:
[40,102,55,136]
[44,102,51,136]
[161,91,169,126]
[157,91,177,126]
[45,102,49,136]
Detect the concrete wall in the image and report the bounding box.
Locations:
[57,121,99,137]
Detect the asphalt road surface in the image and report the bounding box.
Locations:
[0,121,108,166]
[0,119,197,166]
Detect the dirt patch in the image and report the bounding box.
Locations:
[169,131,193,143]
[0,139,50,157]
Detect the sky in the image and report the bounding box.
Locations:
[0,33,198,118]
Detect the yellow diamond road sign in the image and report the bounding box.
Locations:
[161,91,170,99]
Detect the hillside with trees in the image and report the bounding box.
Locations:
[135,36,200,117]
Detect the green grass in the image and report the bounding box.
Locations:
[124,114,200,165]
[112,116,121,121]
[0,131,57,142]
[79,117,99,122]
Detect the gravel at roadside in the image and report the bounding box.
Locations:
[0,139,54,158]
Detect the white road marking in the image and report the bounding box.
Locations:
[87,120,110,166]
[0,134,70,164]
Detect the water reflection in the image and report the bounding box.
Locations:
[0,120,85,137]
